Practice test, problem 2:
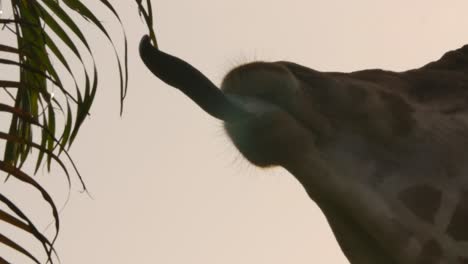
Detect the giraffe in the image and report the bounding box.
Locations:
[139,35,468,264]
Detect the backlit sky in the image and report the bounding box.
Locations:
[2,1,468,263]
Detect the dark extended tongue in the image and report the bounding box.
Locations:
[139,35,257,122]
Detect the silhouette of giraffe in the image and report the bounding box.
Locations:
[140,35,468,264]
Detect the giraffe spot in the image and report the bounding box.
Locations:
[446,190,468,241]
[398,185,442,224]
[417,239,442,263]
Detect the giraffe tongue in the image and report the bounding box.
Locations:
[139,35,271,122]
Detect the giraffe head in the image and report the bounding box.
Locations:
[139,35,468,264]
[219,60,468,263]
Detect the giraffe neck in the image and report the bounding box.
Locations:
[317,110,468,263]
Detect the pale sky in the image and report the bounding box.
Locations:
[2,1,468,263]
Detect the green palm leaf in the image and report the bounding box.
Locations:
[0,1,156,263]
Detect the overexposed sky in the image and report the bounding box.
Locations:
[2,1,468,263]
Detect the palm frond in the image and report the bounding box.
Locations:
[0,1,156,263]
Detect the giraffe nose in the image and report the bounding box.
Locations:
[139,35,255,122]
